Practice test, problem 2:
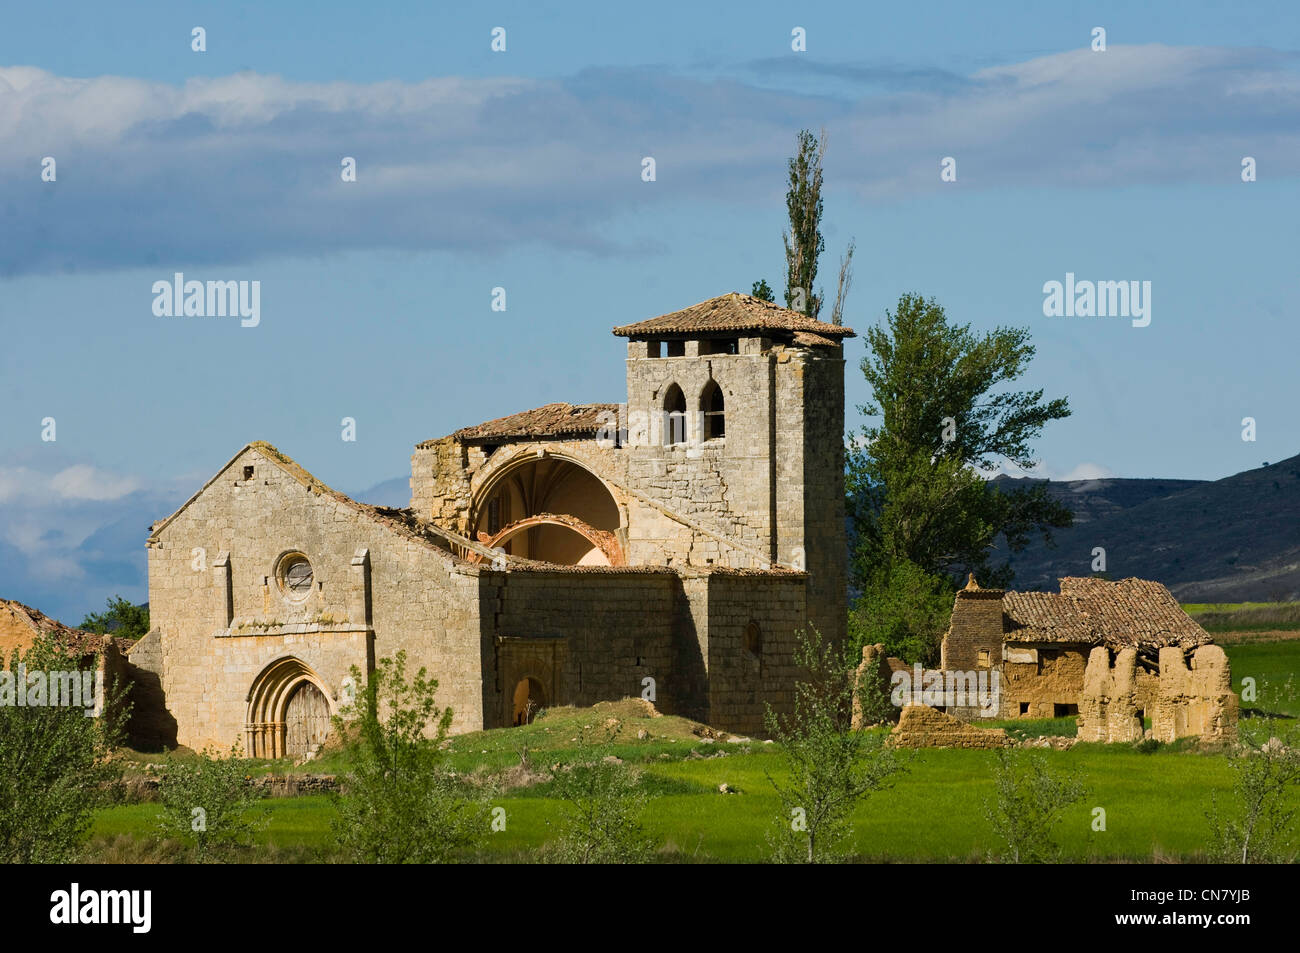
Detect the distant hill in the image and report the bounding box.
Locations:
[991,454,1300,601]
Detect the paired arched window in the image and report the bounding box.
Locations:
[663,384,687,446]
[701,381,725,440]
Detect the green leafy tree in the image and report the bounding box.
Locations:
[81,595,149,642]
[156,743,266,861]
[1206,678,1300,863]
[765,626,901,863]
[332,651,488,863]
[983,748,1086,863]
[547,727,656,863]
[849,558,955,664]
[782,128,826,318]
[750,278,776,302]
[0,637,127,862]
[847,292,1073,596]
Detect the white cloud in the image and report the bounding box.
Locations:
[0,464,141,503]
[50,464,141,501]
[989,459,1116,482]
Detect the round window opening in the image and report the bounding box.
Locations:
[277,553,314,601]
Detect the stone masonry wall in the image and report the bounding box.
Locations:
[939,590,1006,672]
[704,572,804,735]
[624,346,776,565]
[483,568,688,728]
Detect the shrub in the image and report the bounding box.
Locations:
[332,651,488,863]
[1206,678,1300,863]
[546,728,656,863]
[156,743,266,861]
[984,749,1086,863]
[765,626,901,863]
[0,637,126,862]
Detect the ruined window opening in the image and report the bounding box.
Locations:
[243,465,254,480]
[701,380,725,440]
[744,621,762,658]
[665,340,685,357]
[663,384,687,446]
[1019,702,1030,716]
[977,649,990,668]
[1054,703,1078,718]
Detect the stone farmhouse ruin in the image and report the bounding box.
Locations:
[132,293,853,756]
[888,574,1238,745]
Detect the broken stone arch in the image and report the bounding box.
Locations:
[477,512,624,566]
[468,449,626,565]
[245,656,335,759]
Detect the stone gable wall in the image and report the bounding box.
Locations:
[148,446,485,751]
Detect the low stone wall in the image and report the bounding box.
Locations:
[886,704,1010,749]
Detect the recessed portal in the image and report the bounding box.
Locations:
[512,677,547,725]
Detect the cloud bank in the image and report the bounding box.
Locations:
[1,44,1297,275]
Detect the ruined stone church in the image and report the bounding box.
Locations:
[132,293,854,756]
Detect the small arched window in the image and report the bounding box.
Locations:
[744,621,762,658]
[701,380,725,440]
[663,384,687,446]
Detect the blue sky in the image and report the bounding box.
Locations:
[2,1,1298,622]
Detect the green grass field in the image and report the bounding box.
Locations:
[1182,602,1300,634]
[84,635,1299,863]
[90,741,1276,862]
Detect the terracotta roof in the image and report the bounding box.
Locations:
[1002,576,1211,649]
[447,402,619,444]
[612,293,855,340]
[1,599,114,655]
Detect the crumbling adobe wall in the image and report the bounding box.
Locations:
[1077,647,1143,742]
[1078,644,1238,744]
[851,643,901,729]
[1153,644,1238,744]
[1001,646,1088,719]
[886,704,1010,749]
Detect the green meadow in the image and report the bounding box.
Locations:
[85,638,1300,863]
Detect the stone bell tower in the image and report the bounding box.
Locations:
[612,292,853,644]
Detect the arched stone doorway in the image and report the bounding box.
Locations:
[512,676,547,725]
[245,656,334,759]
